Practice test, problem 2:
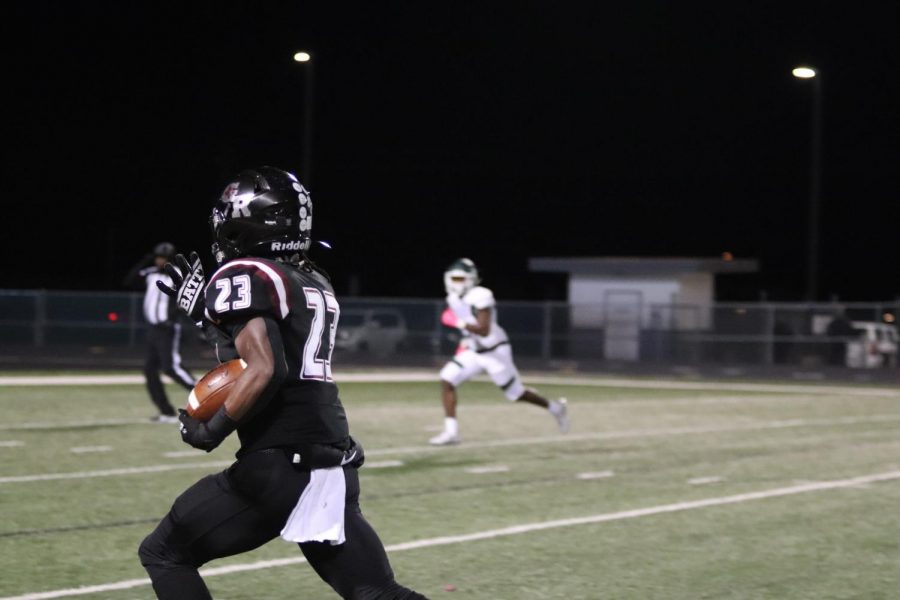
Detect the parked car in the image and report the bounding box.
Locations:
[845,321,898,368]
[336,309,408,356]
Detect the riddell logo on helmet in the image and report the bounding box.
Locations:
[270,241,303,251]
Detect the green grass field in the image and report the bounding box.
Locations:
[2,373,900,599]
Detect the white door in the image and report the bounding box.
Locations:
[604,291,642,361]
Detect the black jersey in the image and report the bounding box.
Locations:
[205,257,349,454]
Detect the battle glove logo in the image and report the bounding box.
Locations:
[157,252,207,323]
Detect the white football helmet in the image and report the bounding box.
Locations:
[444,258,480,296]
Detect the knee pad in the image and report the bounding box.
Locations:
[138,527,189,570]
[138,531,166,568]
[503,378,525,401]
[439,362,461,385]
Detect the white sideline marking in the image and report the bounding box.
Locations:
[465,465,510,474]
[0,461,230,484]
[163,450,205,458]
[0,391,880,433]
[0,418,148,431]
[577,470,615,480]
[526,377,900,397]
[0,375,151,386]
[366,413,900,458]
[69,446,112,454]
[4,469,900,600]
[0,440,24,448]
[366,460,405,469]
[688,476,724,486]
[3,413,900,485]
[3,371,899,397]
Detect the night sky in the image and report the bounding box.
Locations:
[4,2,899,301]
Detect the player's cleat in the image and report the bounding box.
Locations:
[151,414,179,424]
[551,397,569,433]
[429,430,461,446]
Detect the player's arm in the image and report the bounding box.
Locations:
[462,308,491,336]
[122,253,154,289]
[225,316,287,420]
[441,303,491,335]
[178,316,287,452]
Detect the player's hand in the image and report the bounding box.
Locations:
[441,308,467,330]
[156,252,206,323]
[178,407,237,452]
[447,295,471,321]
[343,437,365,468]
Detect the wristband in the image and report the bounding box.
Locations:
[207,405,239,440]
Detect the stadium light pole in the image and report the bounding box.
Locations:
[294,51,314,186]
[792,65,823,301]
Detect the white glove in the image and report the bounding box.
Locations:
[446,294,472,322]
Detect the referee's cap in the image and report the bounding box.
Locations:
[153,242,176,258]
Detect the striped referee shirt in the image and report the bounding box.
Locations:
[140,267,175,325]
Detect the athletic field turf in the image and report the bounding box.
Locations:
[1,372,899,599]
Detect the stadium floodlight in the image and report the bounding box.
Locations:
[792,66,817,79]
[792,64,823,300]
[293,51,314,185]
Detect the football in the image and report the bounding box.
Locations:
[186,359,247,421]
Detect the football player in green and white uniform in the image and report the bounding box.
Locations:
[429,258,569,446]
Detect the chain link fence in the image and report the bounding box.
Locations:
[1,289,898,371]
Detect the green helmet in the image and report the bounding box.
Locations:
[444,258,480,296]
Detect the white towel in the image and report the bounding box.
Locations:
[280,467,347,545]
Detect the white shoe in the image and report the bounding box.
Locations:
[429,430,461,446]
[552,398,569,433]
[152,414,179,424]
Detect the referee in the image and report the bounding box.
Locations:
[124,242,196,422]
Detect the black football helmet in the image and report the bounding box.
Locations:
[210,166,312,264]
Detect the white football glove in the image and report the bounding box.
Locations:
[446,294,472,322]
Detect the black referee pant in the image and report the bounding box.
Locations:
[144,323,195,416]
[139,450,427,599]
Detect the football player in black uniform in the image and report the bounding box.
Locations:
[139,167,427,600]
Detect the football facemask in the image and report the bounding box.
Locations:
[443,258,479,296]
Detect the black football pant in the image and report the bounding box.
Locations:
[144,323,195,416]
[139,449,427,600]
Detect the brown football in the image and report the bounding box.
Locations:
[186,359,247,421]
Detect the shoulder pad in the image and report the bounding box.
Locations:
[205,258,292,322]
[464,286,495,309]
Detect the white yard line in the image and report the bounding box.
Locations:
[69,446,112,454]
[4,469,900,600]
[0,375,150,386]
[523,376,900,398]
[465,465,510,474]
[3,413,900,485]
[0,440,24,448]
[2,371,898,397]
[688,476,724,485]
[368,413,900,458]
[162,450,206,458]
[0,418,149,431]
[0,461,231,484]
[366,460,405,469]
[0,393,883,434]
[577,470,615,480]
